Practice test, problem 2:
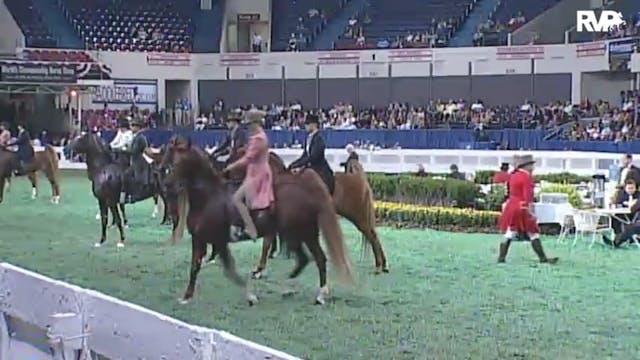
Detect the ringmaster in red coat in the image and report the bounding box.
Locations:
[497,154,558,264]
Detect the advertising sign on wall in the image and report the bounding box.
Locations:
[0,62,77,83]
[608,37,639,71]
[92,81,157,105]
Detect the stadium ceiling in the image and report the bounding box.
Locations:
[0,83,94,94]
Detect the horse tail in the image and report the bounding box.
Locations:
[170,192,189,244]
[304,171,354,286]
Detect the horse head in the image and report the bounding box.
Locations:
[70,132,110,160]
[162,135,222,191]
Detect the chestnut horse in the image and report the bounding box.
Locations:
[225,150,388,277]
[163,135,353,305]
[0,145,61,204]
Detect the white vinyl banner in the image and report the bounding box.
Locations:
[93,82,157,105]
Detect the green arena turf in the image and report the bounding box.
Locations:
[2,174,640,359]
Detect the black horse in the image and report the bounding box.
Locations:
[71,132,163,247]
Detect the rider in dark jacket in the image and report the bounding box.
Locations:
[210,111,247,163]
[289,113,335,194]
[6,124,35,175]
[123,119,150,203]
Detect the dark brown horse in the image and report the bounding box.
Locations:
[163,135,353,305]
[226,150,388,277]
[90,147,167,227]
[0,145,61,204]
[71,133,163,248]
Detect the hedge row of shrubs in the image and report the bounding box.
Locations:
[367,174,479,207]
[374,201,499,233]
[366,172,588,208]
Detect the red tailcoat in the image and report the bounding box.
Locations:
[498,169,539,233]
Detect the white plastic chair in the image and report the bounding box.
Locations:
[556,207,577,245]
[572,210,611,248]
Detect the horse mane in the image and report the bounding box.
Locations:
[182,145,225,186]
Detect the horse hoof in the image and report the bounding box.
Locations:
[314,286,329,305]
[251,270,263,280]
[124,224,129,229]
[95,213,101,220]
[94,243,102,248]
[206,259,216,266]
[116,242,125,248]
[247,293,259,306]
[382,267,390,273]
[178,298,190,305]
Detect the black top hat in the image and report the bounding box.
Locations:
[500,162,509,171]
[305,113,320,125]
[118,118,130,129]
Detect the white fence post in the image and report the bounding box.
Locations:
[0,312,9,360]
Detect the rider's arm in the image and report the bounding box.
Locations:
[227,136,257,171]
[110,131,123,148]
[213,135,231,156]
[289,149,308,169]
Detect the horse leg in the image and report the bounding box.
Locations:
[216,241,258,305]
[279,237,308,297]
[343,210,389,274]
[95,200,109,247]
[3,176,10,194]
[305,236,329,305]
[151,194,159,218]
[45,169,60,204]
[110,205,126,248]
[27,172,38,200]
[204,244,217,265]
[0,177,5,204]
[252,233,275,279]
[160,194,170,225]
[180,235,207,304]
[118,203,129,228]
[356,222,388,274]
[269,234,279,258]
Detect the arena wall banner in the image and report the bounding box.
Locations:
[92,80,158,105]
[608,37,639,71]
[0,61,76,83]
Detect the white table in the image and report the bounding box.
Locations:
[595,207,634,231]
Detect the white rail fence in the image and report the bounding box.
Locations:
[51,146,623,175]
[0,262,301,360]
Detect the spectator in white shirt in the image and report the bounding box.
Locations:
[252,33,263,52]
[110,118,133,151]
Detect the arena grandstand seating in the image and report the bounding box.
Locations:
[4,0,57,48]
[492,0,559,31]
[61,0,193,52]
[271,0,346,51]
[335,0,475,50]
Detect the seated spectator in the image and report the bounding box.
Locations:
[448,164,465,180]
[492,163,511,184]
[416,164,427,177]
[603,179,640,247]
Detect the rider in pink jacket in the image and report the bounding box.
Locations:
[225,115,274,240]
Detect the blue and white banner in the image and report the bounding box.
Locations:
[92,81,157,105]
[608,37,639,71]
